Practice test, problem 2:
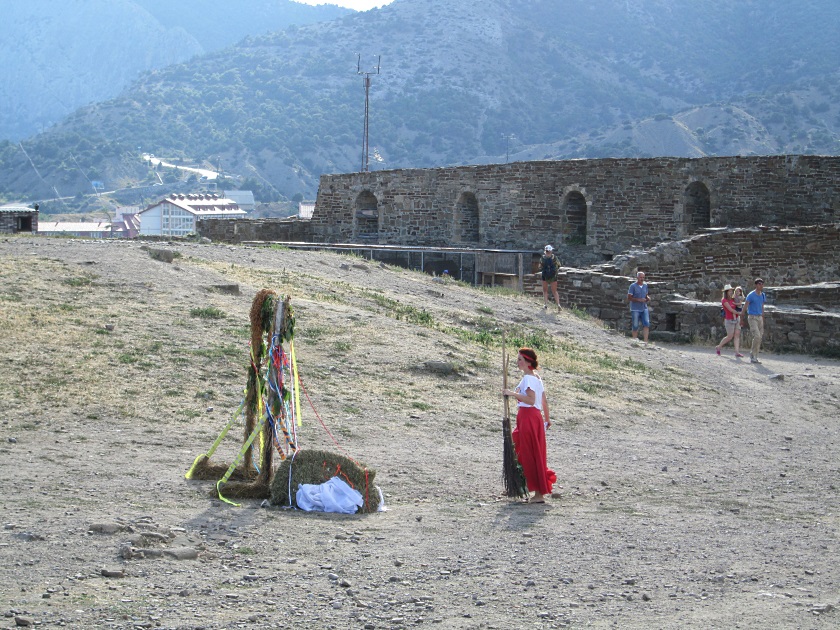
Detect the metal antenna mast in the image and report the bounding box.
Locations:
[357,54,380,173]
[501,133,515,163]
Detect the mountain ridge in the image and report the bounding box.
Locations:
[2,0,839,204]
[0,0,351,141]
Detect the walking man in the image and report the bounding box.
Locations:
[627,271,650,343]
[745,278,766,363]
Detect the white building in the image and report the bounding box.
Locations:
[223,190,256,213]
[298,201,316,219]
[139,193,246,237]
[38,221,113,238]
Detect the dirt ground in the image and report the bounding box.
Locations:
[1,235,839,630]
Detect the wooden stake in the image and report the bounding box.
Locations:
[502,333,527,498]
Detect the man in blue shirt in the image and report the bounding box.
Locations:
[627,271,650,342]
[745,277,767,363]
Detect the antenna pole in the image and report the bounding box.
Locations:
[501,133,515,163]
[357,54,381,173]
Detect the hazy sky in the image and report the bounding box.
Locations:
[295,0,394,10]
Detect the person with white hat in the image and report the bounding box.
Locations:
[539,245,561,311]
[715,284,743,357]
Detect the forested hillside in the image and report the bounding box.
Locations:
[0,0,350,141]
[2,0,839,203]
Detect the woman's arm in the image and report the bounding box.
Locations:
[503,386,536,406]
[542,391,551,428]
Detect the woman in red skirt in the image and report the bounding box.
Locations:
[503,348,556,503]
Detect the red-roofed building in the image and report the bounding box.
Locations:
[112,212,141,238]
[138,193,246,237]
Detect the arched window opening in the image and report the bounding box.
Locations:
[355,190,378,238]
[454,192,479,244]
[685,181,711,232]
[564,191,587,244]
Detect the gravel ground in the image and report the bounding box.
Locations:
[1,235,839,630]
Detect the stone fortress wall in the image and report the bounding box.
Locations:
[197,216,311,244]
[199,155,840,355]
[311,155,840,256]
[548,224,840,354]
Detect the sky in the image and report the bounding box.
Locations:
[294,0,395,10]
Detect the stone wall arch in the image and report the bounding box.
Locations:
[563,190,588,244]
[685,180,711,233]
[354,190,379,239]
[453,191,480,244]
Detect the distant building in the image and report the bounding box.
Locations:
[223,190,256,213]
[0,204,39,233]
[39,221,113,238]
[298,201,316,219]
[139,193,246,237]
[112,212,141,238]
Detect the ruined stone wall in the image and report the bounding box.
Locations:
[0,210,38,233]
[314,155,840,255]
[602,224,840,300]
[197,217,313,244]
[770,282,840,309]
[536,224,840,354]
[544,268,839,354]
[661,300,840,355]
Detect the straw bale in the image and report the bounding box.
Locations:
[187,455,257,482]
[270,449,377,513]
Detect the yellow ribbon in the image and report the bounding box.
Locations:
[216,413,268,507]
[184,396,245,479]
[291,340,302,428]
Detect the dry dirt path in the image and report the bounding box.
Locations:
[1,236,838,629]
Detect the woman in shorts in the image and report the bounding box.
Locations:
[715,284,744,357]
[540,245,561,311]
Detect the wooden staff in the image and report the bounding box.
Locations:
[502,333,527,497]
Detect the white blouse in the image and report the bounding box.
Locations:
[516,374,544,410]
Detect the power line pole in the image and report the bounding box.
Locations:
[501,133,515,163]
[357,54,380,173]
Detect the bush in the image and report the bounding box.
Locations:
[190,306,227,319]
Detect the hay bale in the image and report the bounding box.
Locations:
[186,455,270,500]
[186,455,257,482]
[217,479,271,500]
[270,449,377,513]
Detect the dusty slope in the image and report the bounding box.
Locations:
[1,235,838,630]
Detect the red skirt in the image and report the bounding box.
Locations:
[512,406,556,495]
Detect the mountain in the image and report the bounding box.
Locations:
[0,0,351,141]
[131,0,352,53]
[2,0,839,204]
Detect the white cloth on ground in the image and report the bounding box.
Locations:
[296,476,364,514]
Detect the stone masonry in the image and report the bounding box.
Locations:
[197,217,312,244]
[0,206,38,234]
[543,224,840,355]
[313,155,840,256]
[198,155,840,355]
[599,224,840,300]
